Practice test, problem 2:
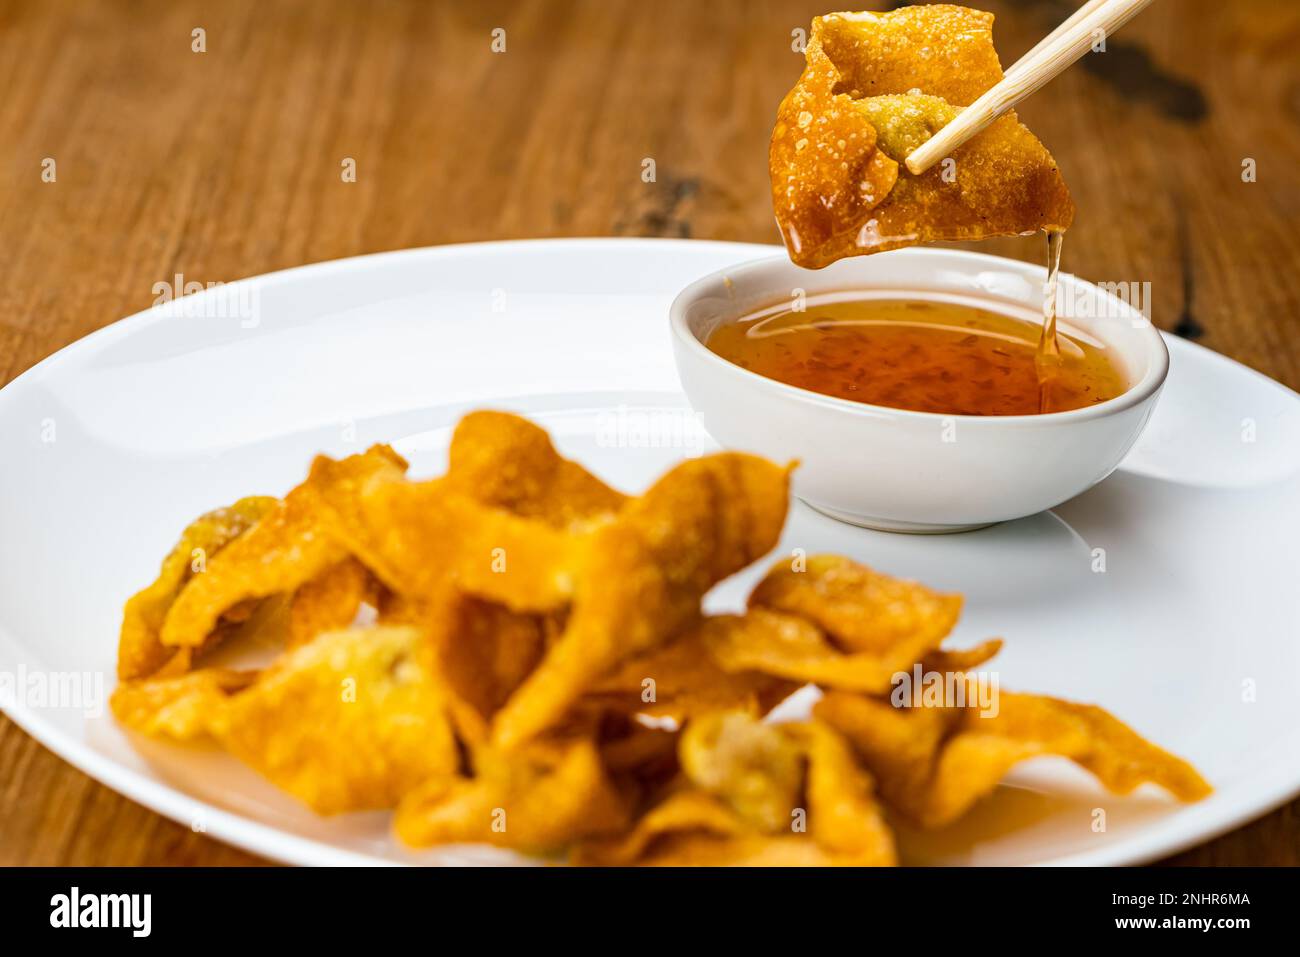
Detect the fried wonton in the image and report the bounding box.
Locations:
[395,736,630,853]
[287,556,380,649]
[118,495,277,680]
[421,593,555,746]
[488,454,791,750]
[816,690,1212,828]
[576,712,896,866]
[311,468,581,615]
[443,410,627,530]
[587,621,798,723]
[574,790,816,866]
[771,6,1074,267]
[396,411,631,742]
[158,445,406,651]
[219,625,459,814]
[699,607,1000,694]
[111,668,257,741]
[750,555,964,674]
[680,711,806,832]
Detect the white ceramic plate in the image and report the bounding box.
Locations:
[3,239,1299,867]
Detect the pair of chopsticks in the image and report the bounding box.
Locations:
[905,0,1156,174]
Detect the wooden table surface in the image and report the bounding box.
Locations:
[2,0,1298,866]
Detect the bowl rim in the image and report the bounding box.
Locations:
[669,247,1170,425]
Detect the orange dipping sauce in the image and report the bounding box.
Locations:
[705,296,1127,417]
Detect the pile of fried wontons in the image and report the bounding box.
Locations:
[771,5,1076,267]
[113,411,1209,865]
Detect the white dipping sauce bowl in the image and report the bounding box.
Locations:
[670,247,1169,533]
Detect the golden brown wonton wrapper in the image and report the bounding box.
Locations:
[443,410,627,530]
[415,410,631,743]
[287,556,380,649]
[700,606,999,694]
[587,619,798,723]
[488,453,791,750]
[417,592,555,747]
[576,712,896,866]
[395,736,630,853]
[311,464,581,615]
[118,495,277,680]
[771,6,1075,267]
[111,668,257,741]
[219,625,459,814]
[750,555,964,672]
[816,690,1212,828]
[158,445,406,651]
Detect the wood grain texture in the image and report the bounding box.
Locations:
[1,0,1297,866]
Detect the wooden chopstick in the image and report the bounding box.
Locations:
[904,0,1157,175]
[1002,0,1110,81]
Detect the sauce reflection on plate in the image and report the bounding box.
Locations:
[705,295,1127,416]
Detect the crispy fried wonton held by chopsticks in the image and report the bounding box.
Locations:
[771,6,1075,268]
[816,690,1212,828]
